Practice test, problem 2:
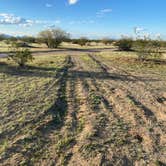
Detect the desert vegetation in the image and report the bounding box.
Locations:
[0,36,166,165]
[38,28,70,48]
[7,41,34,67]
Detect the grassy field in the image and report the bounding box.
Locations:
[0,51,166,165]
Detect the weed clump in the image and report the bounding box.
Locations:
[88,90,102,110]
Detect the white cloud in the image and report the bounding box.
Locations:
[68,0,78,5]
[45,3,53,8]
[0,13,34,27]
[0,13,23,24]
[0,13,62,28]
[55,20,61,24]
[96,8,112,17]
[100,9,112,13]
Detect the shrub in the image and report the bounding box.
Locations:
[0,34,7,41]
[160,41,166,47]
[20,36,36,43]
[150,40,163,59]
[8,43,34,67]
[133,28,163,60]
[134,39,163,60]
[101,38,114,45]
[133,39,150,60]
[72,37,89,46]
[115,38,133,51]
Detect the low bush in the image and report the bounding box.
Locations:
[101,38,114,45]
[72,37,89,46]
[8,42,34,67]
[133,39,163,60]
[115,38,133,51]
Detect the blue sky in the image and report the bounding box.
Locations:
[0,0,165,39]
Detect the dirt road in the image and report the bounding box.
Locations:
[0,53,165,165]
[0,48,114,58]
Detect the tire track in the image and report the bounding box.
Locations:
[72,55,136,165]
[84,54,165,164]
[91,54,166,119]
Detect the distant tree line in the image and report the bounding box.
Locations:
[0,29,115,48]
[1,29,166,51]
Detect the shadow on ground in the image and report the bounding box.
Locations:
[0,57,73,164]
[0,62,160,82]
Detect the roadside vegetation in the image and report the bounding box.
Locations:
[8,41,34,67]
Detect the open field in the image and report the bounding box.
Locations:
[0,51,166,165]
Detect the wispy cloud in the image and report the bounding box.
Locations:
[69,19,94,25]
[68,0,78,5]
[96,8,112,17]
[47,20,61,28]
[45,3,53,8]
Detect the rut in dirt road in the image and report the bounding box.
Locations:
[86,54,166,164]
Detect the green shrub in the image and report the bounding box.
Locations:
[20,36,36,43]
[8,43,34,67]
[75,37,89,46]
[115,38,133,51]
[134,39,163,60]
[101,38,114,45]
